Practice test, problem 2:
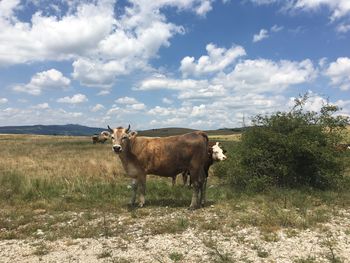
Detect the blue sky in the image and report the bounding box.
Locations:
[0,0,349,130]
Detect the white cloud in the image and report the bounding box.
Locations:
[0,107,85,126]
[0,0,115,66]
[12,69,70,95]
[129,103,146,110]
[271,24,283,32]
[325,57,350,90]
[178,84,227,99]
[195,0,213,16]
[162,98,173,104]
[57,93,88,104]
[97,90,110,96]
[248,0,350,21]
[0,0,21,20]
[0,98,8,104]
[180,43,246,77]
[253,29,269,43]
[336,23,350,33]
[0,0,212,89]
[32,103,50,109]
[291,0,350,21]
[137,74,209,91]
[216,58,317,93]
[147,93,290,129]
[91,104,105,112]
[72,58,127,88]
[116,96,139,104]
[113,96,146,112]
[139,57,317,100]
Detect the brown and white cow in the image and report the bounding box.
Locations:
[179,141,227,204]
[108,125,209,209]
[173,141,227,186]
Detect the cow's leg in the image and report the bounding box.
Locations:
[182,171,188,186]
[201,177,207,207]
[189,181,200,210]
[130,179,137,206]
[138,175,146,208]
[172,175,176,187]
[201,167,209,206]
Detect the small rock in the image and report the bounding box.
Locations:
[36,229,44,236]
[33,209,46,215]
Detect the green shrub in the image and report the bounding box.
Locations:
[217,94,349,191]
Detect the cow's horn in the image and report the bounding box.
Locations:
[126,124,131,133]
[107,125,113,132]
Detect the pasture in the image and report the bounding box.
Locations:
[0,134,350,262]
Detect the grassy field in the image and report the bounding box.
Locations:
[0,133,350,262]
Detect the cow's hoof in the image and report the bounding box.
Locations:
[128,203,137,209]
[139,203,145,208]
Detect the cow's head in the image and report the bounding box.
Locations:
[212,142,227,161]
[107,124,137,154]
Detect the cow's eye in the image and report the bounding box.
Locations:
[111,136,115,140]
[121,135,128,140]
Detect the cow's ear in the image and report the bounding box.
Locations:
[129,131,138,137]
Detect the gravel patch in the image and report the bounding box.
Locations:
[0,208,349,263]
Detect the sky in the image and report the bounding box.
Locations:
[0,0,349,130]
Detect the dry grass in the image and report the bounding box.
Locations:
[0,134,123,181]
[0,134,350,242]
[208,134,241,141]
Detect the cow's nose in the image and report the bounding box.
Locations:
[113,145,122,153]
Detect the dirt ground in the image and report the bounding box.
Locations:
[1,206,349,263]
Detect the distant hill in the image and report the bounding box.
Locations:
[139,127,244,137]
[0,124,105,136]
[0,124,245,137]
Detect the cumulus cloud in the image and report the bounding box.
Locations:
[32,103,50,109]
[216,58,317,93]
[147,93,290,129]
[0,0,213,88]
[91,104,105,112]
[0,98,8,104]
[114,96,146,111]
[57,94,88,104]
[116,96,139,104]
[195,0,213,16]
[247,0,350,21]
[336,23,350,33]
[162,98,173,104]
[253,29,269,42]
[72,58,127,88]
[0,0,115,66]
[12,69,70,95]
[139,57,317,100]
[97,90,110,96]
[0,0,21,19]
[325,57,350,90]
[271,24,284,32]
[137,74,209,91]
[180,43,246,77]
[0,107,84,126]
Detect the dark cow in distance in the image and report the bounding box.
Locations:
[92,131,110,144]
[108,125,208,209]
[335,143,350,152]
